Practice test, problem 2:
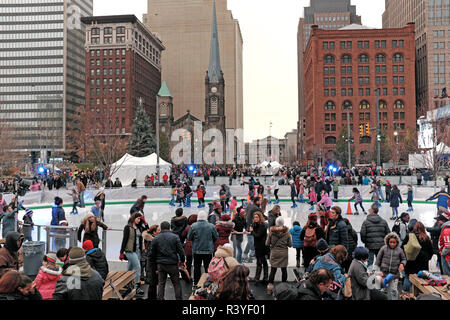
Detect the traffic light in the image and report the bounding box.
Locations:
[359,124,364,137]
[365,123,370,136]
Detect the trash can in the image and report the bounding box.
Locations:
[22,241,45,277]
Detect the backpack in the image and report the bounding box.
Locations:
[273,282,301,300]
[392,218,402,236]
[404,233,422,261]
[207,257,229,281]
[303,227,317,248]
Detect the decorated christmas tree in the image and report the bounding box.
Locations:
[127,103,156,157]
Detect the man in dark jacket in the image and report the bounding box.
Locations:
[171,208,188,241]
[243,197,261,262]
[0,231,23,271]
[326,206,349,250]
[297,268,335,300]
[150,221,185,300]
[268,205,281,228]
[52,246,104,300]
[360,205,390,267]
[83,240,109,280]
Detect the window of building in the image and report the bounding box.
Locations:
[104,27,112,35]
[324,54,335,64]
[325,136,337,144]
[375,54,386,63]
[393,53,404,62]
[324,89,329,96]
[358,54,369,63]
[341,54,352,64]
[359,100,370,109]
[394,100,404,109]
[91,28,100,36]
[348,88,353,96]
[325,101,336,110]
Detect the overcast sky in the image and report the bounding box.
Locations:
[94,0,386,142]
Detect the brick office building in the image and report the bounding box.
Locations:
[303,23,416,165]
[81,15,164,135]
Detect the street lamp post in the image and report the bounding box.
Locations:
[346,107,351,168]
[375,88,381,169]
[156,95,160,184]
[393,130,399,167]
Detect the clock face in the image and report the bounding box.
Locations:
[211,87,217,93]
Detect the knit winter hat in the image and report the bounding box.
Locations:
[82,240,94,251]
[316,238,329,252]
[25,208,33,216]
[84,212,95,220]
[213,201,222,210]
[221,214,231,222]
[44,253,57,265]
[59,220,68,226]
[353,247,369,260]
[68,246,86,264]
[197,211,207,221]
[308,213,318,221]
[223,243,233,253]
[275,216,285,227]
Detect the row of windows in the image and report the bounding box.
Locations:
[0,111,62,119]
[89,87,126,95]
[0,31,63,40]
[0,40,62,49]
[90,59,126,66]
[0,66,63,75]
[0,49,62,57]
[0,14,63,22]
[433,54,450,62]
[0,76,63,84]
[89,78,126,86]
[0,4,63,13]
[316,16,349,22]
[0,94,62,101]
[0,23,63,31]
[89,97,127,105]
[432,30,450,37]
[89,68,126,76]
[0,84,63,93]
[433,42,450,49]
[324,87,406,97]
[325,111,406,122]
[91,36,126,44]
[323,76,405,86]
[91,26,125,36]
[324,100,405,110]
[324,53,404,64]
[323,40,404,51]
[90,49,126,57]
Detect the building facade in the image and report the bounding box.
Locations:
[303,24,416,166]
[0,0,92,154]
[284,129,298,165]
[297,0,361,162]
[143,0,243,131]
[383,0,450,117]
[81,15,164,136]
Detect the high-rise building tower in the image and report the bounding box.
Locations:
[383,0,450,117]
[297,0,361,162]
[143,0,243,131]
[0,0,92,154]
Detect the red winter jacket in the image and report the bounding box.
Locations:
[439,222,450,262]
[214,220,235,252]
[34,266,62,300]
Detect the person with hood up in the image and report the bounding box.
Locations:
[181,214,197,277]
[214,214,235,252]
[375,233,406,300]
[212,243,240,274]
[360,205,390,267]
[78,212,111,248]
[52,246,104,300]
[0,231,24,271]
[34,253,62,300]
[171,208,188,241]
[266,216,292,294]
[83,240,109,280]
[289,221,303,268]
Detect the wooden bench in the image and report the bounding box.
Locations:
[409,274,450,300]
[102,271,136,300]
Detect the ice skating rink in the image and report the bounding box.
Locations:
[19,199,441,269]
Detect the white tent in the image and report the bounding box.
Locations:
[110,153,172,186]
[269,161,283,169]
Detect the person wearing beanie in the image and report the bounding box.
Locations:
[187,210,219,286]
[316,238,329,253]
[208,201,222,225]
[22,208,34,242]
[289,221,303,268]
[52,246,104,300]
[34,253,62,300]
[300,213,325,268]
[266,215,292,293]
[78,211,111,249]
[83,240,109,281]
[348,247,381,300]
[171,208,188,242]
[214,214,235,252]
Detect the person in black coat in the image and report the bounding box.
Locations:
[250,211,269,282]
[83,240,109,280]
[326,206,349,251]
[297,268,335,300]
[170,208,188,241]
[300,213,325,268]
[389,185,403,220]
[342,218,358,272]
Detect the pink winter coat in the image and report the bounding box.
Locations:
[317,193,333,208]
[34,266,62,300]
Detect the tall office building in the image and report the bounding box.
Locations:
[0,0,92,155]
[143,0,243,131]
[383,0,450,117]
[297,0,361,162]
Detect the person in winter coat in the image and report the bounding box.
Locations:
[181,214,197,277]
[187,211,219,286]
[389,185,403,220]
[426,187,450,211]
[142,224,160,300]
[349,188,366,215]
[93,188,106,221]
[426,215,447,274]
[439,217,450,276]
[119,213,146,295]
[296,268,335,301]
[395,212,410,242]
[249,211,269,283]
[312,245,348,287]
[232,209,247,263]
[21,208,34,242]
[52,246,104,300]
[300,213,325,268]
[360,205,390,267]
[326,206,349,250]
[212,244,240,274]
[1,205,16,239]
[384,180,392,203]
[375,233,406,300]
[243,197,261,262]
[0,231,23,271]
[401,222,433,293]
[171,208,188,242]
[289,180,298,208]
[78,212,111,249]
[348,247,383,300]
[266,216,292,293]
[332,178,340,201]
[369,184,381,208]
[406,185,414,212]
[208,201,222,226]
[317,190,333,211]
[214,214,234,252]
[34,253,62,300]
[289,221,303,268]
[83,240,108,281]
[343,218,358,272]
[268,205,281,228]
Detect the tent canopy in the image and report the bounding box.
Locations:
[110,153,171,186]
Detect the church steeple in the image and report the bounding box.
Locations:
[208,0,223,83]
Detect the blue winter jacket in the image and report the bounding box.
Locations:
[90,206,101,219]
[50,204,65,226]
[1,210,16,238]
[407,190,413,202]
[427,191,450,209]
[187,220,219,255]
[289,225,303,249]
[312,252,347,286]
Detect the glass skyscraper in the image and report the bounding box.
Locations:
[0,0,92,153]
